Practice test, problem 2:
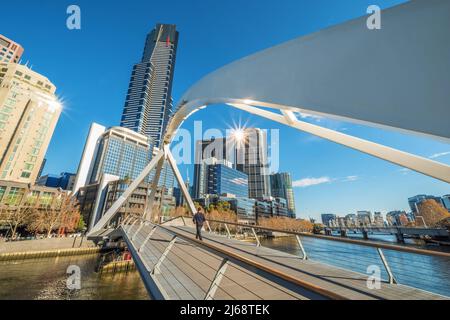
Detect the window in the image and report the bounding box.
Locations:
[21,172,31,178]
[6,187,25,205]
[0,186,6,202]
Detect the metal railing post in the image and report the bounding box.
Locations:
[127,218,138,233]
[139,226,158,253]
[224,223,232,239]
[252,228,261,247]
[205,258,229,300]
[206,221,212,233]
[377,248,397,284]
[121,214,132,227]
[152,236,177,275]
[132,221,145,241]
[296,235,308,260]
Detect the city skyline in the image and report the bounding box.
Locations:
[1,0,448,220]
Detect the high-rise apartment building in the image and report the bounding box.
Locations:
[270,172,296,217]
[0,35,23,64]
[321,213,336,227]
[356,211,372,226]
[120,24,179,148]
[236,128,271,200]
[0,63,61,183]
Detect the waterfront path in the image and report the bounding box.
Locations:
[0,237,95,254]
[123,218,448,300]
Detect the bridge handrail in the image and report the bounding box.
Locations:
[202,218,450,258]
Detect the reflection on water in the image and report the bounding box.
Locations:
[0,254,149,300]
[261,235,450,298]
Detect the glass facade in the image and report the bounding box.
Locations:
[270,172,296,217]
[220,197,256,221]
[90,130,152,184]
[208,164,248,198]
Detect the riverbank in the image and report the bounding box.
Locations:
[0,237,101,261]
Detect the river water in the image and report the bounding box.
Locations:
[0,254,149,300]
[261,234,450,298]
[0,233,449,299]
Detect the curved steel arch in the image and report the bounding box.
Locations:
[167,0,450,143]
[164,0,450,183]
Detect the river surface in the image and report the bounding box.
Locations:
[1,233,449,299]
[0,254,149,300]
[261,234,450,298]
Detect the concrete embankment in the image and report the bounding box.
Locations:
[0,237,101,261]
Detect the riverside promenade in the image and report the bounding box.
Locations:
[0,237,99,261]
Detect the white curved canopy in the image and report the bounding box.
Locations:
[166,0,450,143]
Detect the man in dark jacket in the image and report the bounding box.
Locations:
[193,207,206,241]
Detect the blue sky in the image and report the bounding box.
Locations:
[1,0,448,220]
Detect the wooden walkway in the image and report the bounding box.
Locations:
[122,219,448,300]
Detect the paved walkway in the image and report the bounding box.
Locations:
[0,237,95,254]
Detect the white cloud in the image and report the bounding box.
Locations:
[293,177,331,188]
[429,151,450,159]
[399,168,410,175]
[343,175,359,182]
[296,112,323,122]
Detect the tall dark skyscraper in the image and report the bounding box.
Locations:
[236,128,271,200]
[120,24,179,148]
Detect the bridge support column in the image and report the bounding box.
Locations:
[395,232,405,243]
[340,229,347,237]
[144,155,165,222]
[164,145,197,216]
[362,229,369,240]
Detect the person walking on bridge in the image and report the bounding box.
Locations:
[193,207,206,241]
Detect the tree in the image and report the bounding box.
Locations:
[0,205,33,239]
[416,199,450,227]
[76,215,86,232]
[27,194,80,237]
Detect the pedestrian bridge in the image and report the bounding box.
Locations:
[111,215,449,300]
[87,0,450,300]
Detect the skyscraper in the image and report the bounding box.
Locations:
[270,172,296,217]
[0,62,61,183]
[120,24,179,148]
[236,128,271,200]
[193,137,232,198]
[0,34,23,64]
[88,126,153,184]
